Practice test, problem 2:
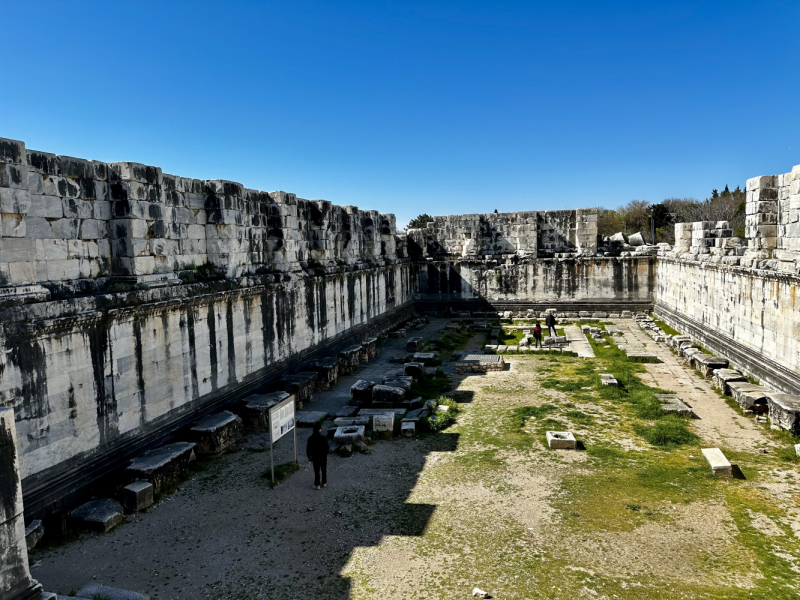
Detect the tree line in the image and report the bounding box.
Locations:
[406,185,746,244]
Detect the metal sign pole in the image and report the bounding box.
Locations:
[293,410,298,465]
[270,438,275,485]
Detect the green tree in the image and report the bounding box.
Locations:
[407,214,434,230]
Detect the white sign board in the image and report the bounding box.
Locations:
[270,395,295,443]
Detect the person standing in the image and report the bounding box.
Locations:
[306,423,329,490]
[533,322,543,348]
[545,312,557,338]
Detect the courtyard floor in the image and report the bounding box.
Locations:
[31,318,800,599]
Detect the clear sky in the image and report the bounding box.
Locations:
[2,1,798,229]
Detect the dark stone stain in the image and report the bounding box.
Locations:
[8,339,50,423]
[260,292,274,364]
[243,297,253,371]
[207,303,219,391]
[186,309,200,400]
[317,278,328,330]
[88,323,118,446]
[226,300,236,386]
[305,278,316,332]
[0,417,19,519]
[346,276,356,324]
[133,320,147,428]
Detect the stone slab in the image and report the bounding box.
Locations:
[126,442,196,492]
[401,421,416,437]
[546,431,577,450]
[358,408,407,417]
[600,373,618,386]
[701,448,733,477]
[351,379,375,404]
[373,413,394,433]
[77,583,149,600]
[333,406,359,418]
[71,499,124,533]
[24,519,44,550]
[626,351,659,363]
[333,416,370,427]
[372,384,406,404]
[406,337,423,352]
[295,411,328,427]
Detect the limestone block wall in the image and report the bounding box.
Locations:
[407,208,598,260]
[0,138,403,288]
[0,263,413,508]
[656,257,800,394]
[416,256,654,307]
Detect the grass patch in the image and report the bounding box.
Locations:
[508,404,558,429]
[634,415,699,448]
[261,461,300,487]
[410,369,453,399]
[421,397,461,432]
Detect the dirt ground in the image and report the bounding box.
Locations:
[31,318,800,599]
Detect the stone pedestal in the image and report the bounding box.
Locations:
[0,407,43,600]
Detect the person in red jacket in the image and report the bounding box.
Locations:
[306,423,330,490]
[533,322,543,348]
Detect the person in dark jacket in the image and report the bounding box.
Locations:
[306,423,330,490]
[533,322,543,348]
[545,312,557,338]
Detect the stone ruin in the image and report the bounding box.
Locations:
[1,134,800,599]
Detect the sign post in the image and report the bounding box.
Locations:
[268,395,298,485]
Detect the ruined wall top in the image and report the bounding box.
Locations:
[665,162,800,275]
[0,138,405,293]
[407,208,599,259]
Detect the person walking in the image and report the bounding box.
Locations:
[306,423,329,490]
[545,312,558,338]
[533,322,543,348]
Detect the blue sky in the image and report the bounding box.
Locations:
[2,1,798,228]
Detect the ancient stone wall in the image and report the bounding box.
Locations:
[0,138,404,294]
[3,264,413,513]
[407,208,597,259]
[416,257,655,310]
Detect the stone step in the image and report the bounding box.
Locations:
[126,442,196,493]
[189,410,242,455]
[701,448,733,477]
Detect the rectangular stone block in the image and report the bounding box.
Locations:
[123,481,154,513]
[189,411,243,455]
[701,448,732,477]
[126,442,196,493]
[546,431,577,449]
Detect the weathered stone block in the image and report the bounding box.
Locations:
[334,425,365,444]
[76,582,148,600]
[123,481,154,513]
[711,369,746,395]
[126,442,196,493]
[701,448,732,477]
[372,384,405,404]
[727,382,768,411]
[189,411,242,455]
[351,380,375,405]
[546,431,577,449]
[403,362,424,379]
[693,355,729,378]
[24,519,44,550]
[279,372,318,406]
[239,392,291,430]
[361,337,378,361]
[312,357,340,389]
[401,420,416,437]
[766,393,800,434]
[600,373,618,386]
[413,352,436,366]
[71,499,124,532]
[338,345,362,375]
[406,337,423,352]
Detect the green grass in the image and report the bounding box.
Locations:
[261,461,300,487]
[634,415,699,448]
[421,397,461,432]
[651,315,681,337]
[410,368,453,399]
